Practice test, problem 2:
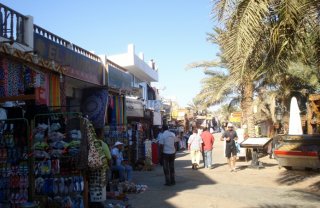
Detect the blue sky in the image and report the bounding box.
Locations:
[2,0,219,107]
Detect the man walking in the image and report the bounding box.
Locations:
[159,125,179,186]
[188,128,203,170]
[201,127,215,169]
[221,123,238,172]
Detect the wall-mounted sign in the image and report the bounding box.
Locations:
[126,98,144,118]
[153,111,162,126]
[34,33,104,85]
[108,65,133,90]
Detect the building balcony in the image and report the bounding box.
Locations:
[107,44,159,82]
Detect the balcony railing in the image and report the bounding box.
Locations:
[34,24,101,62]
[0,3,27,45]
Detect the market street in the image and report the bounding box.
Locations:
[128,133,320,208]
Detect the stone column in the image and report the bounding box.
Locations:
[24,15,34,48]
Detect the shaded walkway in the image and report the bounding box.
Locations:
[128,133,320,208]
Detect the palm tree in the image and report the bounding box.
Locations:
[216,103,239,123]
[187,98,206,116]
[193,0,320,136]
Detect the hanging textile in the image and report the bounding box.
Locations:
[82,88,108,128]
[0,57,45,97]
[49,73,61,108]
[111,95,116,124]
[0,57,8,97]
[110,95,126,125]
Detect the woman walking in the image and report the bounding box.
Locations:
[188,128,203,170]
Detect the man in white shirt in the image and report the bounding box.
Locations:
[159,125,179,186]
[111,141,133,181]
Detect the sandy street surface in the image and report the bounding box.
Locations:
[127,133,320,208]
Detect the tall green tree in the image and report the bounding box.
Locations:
[190,0,320,137]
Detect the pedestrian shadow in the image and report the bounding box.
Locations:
[212,162,227,169]
[129,159,217,208]
[175,152,189,158]
[276,170,320,186]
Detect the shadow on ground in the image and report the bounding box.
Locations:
[237,162,278,171]
[252,204,317,208]
[128,155,217,208]
[276,169,320,186]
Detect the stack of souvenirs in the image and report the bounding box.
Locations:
[32,115,84,207]
[0,121,29,207]
[104,125,127,146]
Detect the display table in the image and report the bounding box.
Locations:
[240,137,273,169]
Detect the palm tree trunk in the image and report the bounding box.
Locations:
[241,81,255,137]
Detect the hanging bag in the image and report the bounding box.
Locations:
[87,122,103,169]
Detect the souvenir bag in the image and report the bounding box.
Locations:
[87,121,103,169]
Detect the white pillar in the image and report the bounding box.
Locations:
[128,44,135,55]
[24,15,34,49]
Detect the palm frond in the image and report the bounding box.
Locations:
[186,60,222,70]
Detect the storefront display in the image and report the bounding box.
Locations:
[0,118,29,207]
[32,112,85,207]
[104,125,128,146]
[107,95,126,125]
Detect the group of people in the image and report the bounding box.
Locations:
[157,122,239,186]
[187,127,215,170]
[110,122,239,186]
[188,122,238,172]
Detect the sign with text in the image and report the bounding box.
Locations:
[34,33,104,85]
[126,98,144,118]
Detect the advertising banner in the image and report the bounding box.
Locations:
[34,33,104,85]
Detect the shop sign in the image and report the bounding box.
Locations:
[126,98,144,117]
[177,111,185,121]
[171,110,178,119]
[230,111,242,123]
[153,111,162,126]
[108,65,133,90]
[34,33,104,85]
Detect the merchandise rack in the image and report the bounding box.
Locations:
[30,112,88,208]
[0,118,30,207]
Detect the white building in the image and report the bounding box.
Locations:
[106,44,162,125]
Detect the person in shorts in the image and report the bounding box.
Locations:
[221,123,238,172]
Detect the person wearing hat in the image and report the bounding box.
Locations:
[221,123,238,172]
[111,141,132,181]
